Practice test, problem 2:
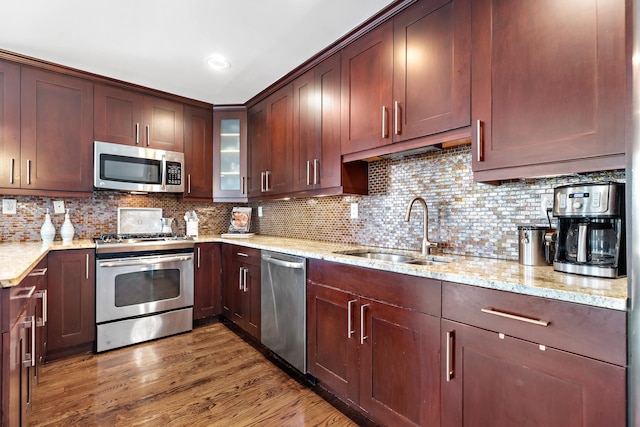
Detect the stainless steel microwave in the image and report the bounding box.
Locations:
[94,141,185,193]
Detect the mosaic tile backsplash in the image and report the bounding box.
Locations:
[0,144,625,261]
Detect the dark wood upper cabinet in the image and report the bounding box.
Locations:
[341,0,471,157]
[94,84,184,152]
[20,67,94,193]
[393,0,471,143]
[471,0,626,181]
[341,20,394,155]
[247,85,293,198]
[0,60,20,190]
[293,53,347,193]
[183,105,213,200]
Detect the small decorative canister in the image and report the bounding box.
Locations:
[40,208,55,245]
[60,209,75,245]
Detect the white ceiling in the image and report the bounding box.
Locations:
[0,0,395,105]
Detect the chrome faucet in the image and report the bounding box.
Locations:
[405,196,438,256]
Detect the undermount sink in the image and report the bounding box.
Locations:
[336,249,453,266]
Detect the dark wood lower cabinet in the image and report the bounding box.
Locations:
[440,319,626,427]
[47,249,95,360]
[221,244,261,340]
[307,260,441,427]
[193,243,222,321]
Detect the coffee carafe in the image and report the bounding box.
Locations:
[553,182,625,278]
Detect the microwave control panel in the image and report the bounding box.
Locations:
[166,162,182,185]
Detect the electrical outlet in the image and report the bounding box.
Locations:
[540,194,554,218]
[2,199,16,215]
[53,200,66,214]
[350,203,358,219]
[258,206,263,217]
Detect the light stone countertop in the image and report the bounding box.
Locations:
[197,234,628,311]
[0,240,95,288]
[1,235,627,311]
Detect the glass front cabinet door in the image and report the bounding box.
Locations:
[213,107,248,201]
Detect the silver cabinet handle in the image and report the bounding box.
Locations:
[306,161,311,186]
[146,125,150,146]
[480,308,550,327]
[22,315,35,368]
[261,172,266,192]
[381,106,388,139]
[14,285,36,300]
[360,304,370,344]
[242,268,248,292]
[446,330,454,382]
[28,268,48,277]
[394,101,401,135]
[36,289,48,326]
[135,123,140,144]
[197,247,201,268]
[188,174,192,194]
[9,157,14,184]
[238,267,244,290]
[86,253,90,279]
[265,170,271,191]
[347,300,357,338]
[26,159,31,185]
[241,176,246,195]
[237,252,249,257]
[313,159,319,185]
[476,120,484,162]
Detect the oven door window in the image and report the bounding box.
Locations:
[114,269,181,306]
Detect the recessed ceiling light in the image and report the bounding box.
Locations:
[206,54,231,71]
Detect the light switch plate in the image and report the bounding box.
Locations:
[53,200,66,214]
[2,199,16,215]
[258,206,263,217]
[350,203,358,219]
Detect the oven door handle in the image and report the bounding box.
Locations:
[98,255,192,268]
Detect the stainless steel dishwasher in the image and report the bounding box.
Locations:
[261,250,307,373]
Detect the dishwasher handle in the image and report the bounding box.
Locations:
[261,254,305,269]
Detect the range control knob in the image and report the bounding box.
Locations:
[572,201,583,210]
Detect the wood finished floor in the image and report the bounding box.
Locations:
[31,322,375,427]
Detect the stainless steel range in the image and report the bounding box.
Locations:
[95,232,195,352]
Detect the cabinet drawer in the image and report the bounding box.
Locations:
[1,258,47,332]
[308,259,441,316]
[227,245,261,267]
[442,282,626,366]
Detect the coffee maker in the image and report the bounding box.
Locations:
[552,182,625,278]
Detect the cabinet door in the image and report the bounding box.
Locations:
[471,0,625,180]
[393,0,470,143]
[341,20,393,155]
[359,298,440,427]
[193,243,221,320]
[20,67,93,192]
[307,282,359,404]
[144,96,184,151]
[3,302,33,427]
[441,319,626,427]
[247,100,268,198]
[47,250,95,358]
[221,245,238,320]
[0,60,20,189]
[266,84,293,195]
[183,105,213,200]
[213,108,248,201]
[292,70,317,191]
[94,84,144,146]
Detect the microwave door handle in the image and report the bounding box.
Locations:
[161,155,167,190]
